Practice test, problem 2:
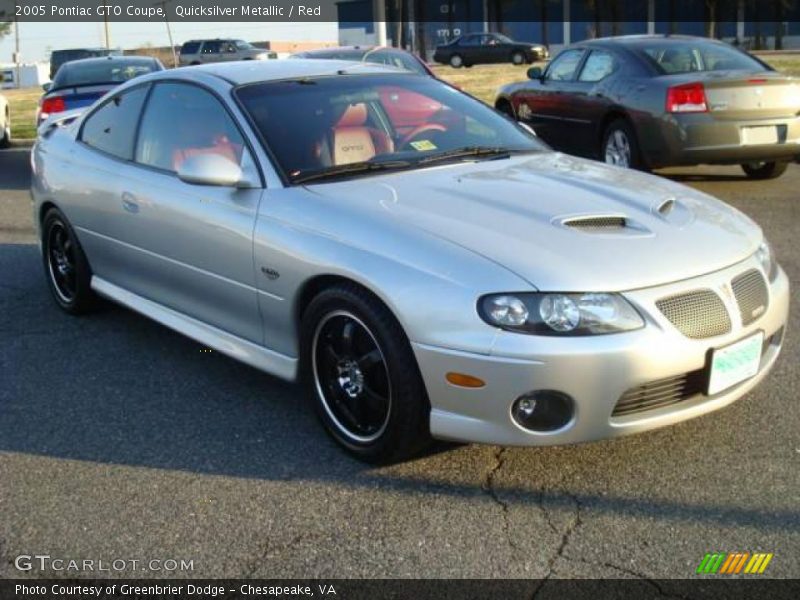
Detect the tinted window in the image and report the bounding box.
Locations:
[181,42,201,55]
[546,49,584,81]
[201,41,221,54]
[237,74,546,182]
[579,50,616,82]
[459,36,481,47]
[54,59,158,88]
[81,85,149,159]
[223,42,237,53]
[135,83,246,173]
[638,41,766,74]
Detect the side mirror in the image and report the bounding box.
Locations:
[177,153,247,188]
[527,66,543,81]
[42,82,52,92]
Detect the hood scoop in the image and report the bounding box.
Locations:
[562,215,627,231]
[557,214,652,237]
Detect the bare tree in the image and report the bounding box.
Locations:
[0,14,12,41]
[773,0,794,50]
[704,0,718,38]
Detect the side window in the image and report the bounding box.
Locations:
[578,50,616,82]
[223,42,237,53]
[80,85,149,160]
[202,41,220,54]
[460,36,480,47]
[180,41,200,55]
[135,83,247,174]
[546,49,584,81]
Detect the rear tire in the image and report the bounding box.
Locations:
[41,208,98,315]
[449,54,464,68]
[300,283,431,464]
[741,161,789,180]
[601,118,647,171]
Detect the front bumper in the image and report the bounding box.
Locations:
[642,112,800,167]
[412,258,789,446]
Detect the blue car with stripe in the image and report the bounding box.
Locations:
[38,55,164,127]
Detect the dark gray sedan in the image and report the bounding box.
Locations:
[495,35,800,179]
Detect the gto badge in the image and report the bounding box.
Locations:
[261,267,280,280]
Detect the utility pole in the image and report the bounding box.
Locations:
[160,1,177,67]
[103,14,111,48]
[14,9,20,89]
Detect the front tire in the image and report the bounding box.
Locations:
[602,118,646,170]
[41,208,98,314]
[300,284,431,464]
[449,54,464,68]
[511,51,525,65]
[741,161,789,180]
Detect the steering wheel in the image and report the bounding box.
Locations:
[399,124,447,151]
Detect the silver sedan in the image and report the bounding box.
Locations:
[31,60,789,463]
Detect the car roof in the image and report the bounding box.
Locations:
[60,55,159,69]
[52,47,111,54]
[167,58,409,85]
[578,34,726,48]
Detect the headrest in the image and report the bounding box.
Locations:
[336,103,368,128]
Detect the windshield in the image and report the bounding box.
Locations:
[54,60,158,88]
[637,41,767,75]
[236,73,545,184]
[494,34,514,44]
[235,40,255,50]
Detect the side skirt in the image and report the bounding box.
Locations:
[91,276,298,382]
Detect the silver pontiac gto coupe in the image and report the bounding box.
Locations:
[31,60,789,463]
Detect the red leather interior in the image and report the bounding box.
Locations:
[332,103,394,165]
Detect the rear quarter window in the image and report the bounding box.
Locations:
[80,85,150,160]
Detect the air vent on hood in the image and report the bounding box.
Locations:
[562,216,627,232]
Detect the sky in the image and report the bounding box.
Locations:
[0,21,339,63]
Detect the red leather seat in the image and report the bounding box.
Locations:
[332,103,394,165]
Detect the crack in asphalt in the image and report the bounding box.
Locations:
[566,557,694,600]
[482,446,522,555]
[530,492,582,599]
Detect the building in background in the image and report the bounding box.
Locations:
[337,0,800,59]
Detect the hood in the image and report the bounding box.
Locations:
[308,153,761,292]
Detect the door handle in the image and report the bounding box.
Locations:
[121,192,139,214]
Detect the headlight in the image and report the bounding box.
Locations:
[479,292,644,335]
[755,240,778,282]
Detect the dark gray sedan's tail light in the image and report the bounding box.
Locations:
[666,82,708,113]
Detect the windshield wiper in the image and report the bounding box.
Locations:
[417,146,514,165]
[292,159,413,184]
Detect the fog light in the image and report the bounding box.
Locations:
[511,391,574,432]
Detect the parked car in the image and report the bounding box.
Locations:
[0,92,9,147]
[178,39,277,66]
[434,32,548,68]
[37,55,163,127]
[291,46,435,77]
[496,35,800,179]
[49,47,123,80]
[32,60,788,463]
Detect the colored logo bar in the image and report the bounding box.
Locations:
[696,552,773,574]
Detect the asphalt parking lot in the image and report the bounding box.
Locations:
[1,144,798,587]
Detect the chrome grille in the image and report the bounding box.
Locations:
[656,290,732,339]
[563,216,626,231]
[732,269,769,326]
[613,370,706,417]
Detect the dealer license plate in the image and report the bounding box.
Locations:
[740,126,778,146]
[707,332,764,395]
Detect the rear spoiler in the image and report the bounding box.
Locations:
[37,108,85,138]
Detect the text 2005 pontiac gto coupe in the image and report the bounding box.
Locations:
[32,60,789,463]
